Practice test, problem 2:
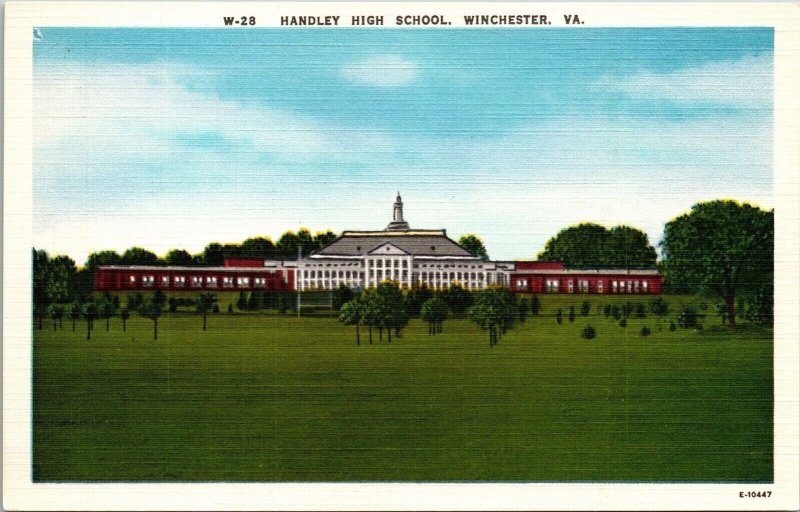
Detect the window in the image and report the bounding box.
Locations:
[191,276,203,287]
[173,276,185,287]
[254,277,266,287]
[129,275,136,284]
[634,280,640,293]
[579,280,589,293]
[515,278,528,290]
[143,275,155,287]
[642,280,649,292]
[223,277,234,288]
[567,280,574,293]
[237,277,250,287]
[597,280,604,293]
[612,281,618,293]
[161,276,170,287]
[206,276,218,287]
[546,279,560,292]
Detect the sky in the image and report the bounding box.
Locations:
[33,28,773,265]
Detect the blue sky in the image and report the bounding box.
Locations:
[33,28,773,264]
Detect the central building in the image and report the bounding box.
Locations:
[288,194,513,291]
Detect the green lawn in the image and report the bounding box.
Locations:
[32,295,773,482]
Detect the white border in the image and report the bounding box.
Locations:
[4,3,799,510]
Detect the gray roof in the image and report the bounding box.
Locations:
[311,230,478,258]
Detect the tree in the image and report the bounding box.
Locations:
[375,281,407,341]
[581,325,596,340]
[339,299,363,345]
[580,300,591,317]
[196,293,218,331]
[121,247,160,265]
[602,226,658,268]
[139,300,164,340]
[530,295,541,315]
[359,290,381,344]
[236,292,247,311]
[744,285,773,326]
[538,223,656,268]
[468,287,517,347]
[202,243,225,266]
[47,304,64,330]
[33,249,49,329]
[661,200,773,326]
[556,308,563,324]
[517,297,529,323]
[458,234,489,259]
[152,291,168,310]
[120,308,130,332]
[64,301,82,332]
[442,284,473,316]
[568,305,576,323]
[405,286,433,317]
[165,248,193,266]
[420,297,449,335]
[650,297,669,318]
[332,284,355,311]
[99,298,117,332]
[82,302,97,340]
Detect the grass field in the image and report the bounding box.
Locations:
[32,295,773,482]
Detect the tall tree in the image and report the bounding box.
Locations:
[99,299,117,332]
[120,308,130,332]
[165,248,193,266]
[121,247,160,265]
[202,243,225,266]
[196,293,218,331]
[332,284,355,311]
[538,223,656,268]
[84,250,121,269]
[458,234,489,259]
[661,200,773,326]
[375,281,407,341]
[33,249,49,329]
[420,297,449,335]
[468,287,517,347]
[83,302,97,340]
[139,300,164,340]
[338,299,363,345]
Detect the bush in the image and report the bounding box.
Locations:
[555,309,563,325]
[619,318,627,328]
[699,302,708,311]
[581,325,596,340]
[603,304,611,318]
[227,304,234,314]
[634,303,646,318]
[517,297,529,323]
[580,301,590,317]
[650,297,669,317]
[669,322,677,331]
[212,304,220,314]
[611,305,622,320]
[640,326,651,337]
[568,305,576,323]
[677,307,701,329]
[621,302,632,318]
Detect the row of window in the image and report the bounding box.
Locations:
[129,275,270,288]
[518,278,651,293]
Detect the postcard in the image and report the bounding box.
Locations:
[3,2,799,510]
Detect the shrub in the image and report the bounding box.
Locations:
[517,297,529,323]
[619,318,627,328]
[621,302,632,318]
[555,309,563,325]
[603,304,611,318]
[580,301,590,317]
[650,297,669,317]
[634,303,646,318]
[581,325,596,340]
[640,326,651,337]
[568,305,576,323]
[677,307,701,329]
[669,322,677,331]
[227,304,234,314]
[699,302,708,311]
[611,305,622,320]
[212,304,220,314]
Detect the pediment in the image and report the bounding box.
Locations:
[368,242,410,256]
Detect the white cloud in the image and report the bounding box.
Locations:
[339,55,418,87]
[597,54,772,106]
